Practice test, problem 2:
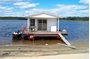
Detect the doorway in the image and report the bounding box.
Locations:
[38,19,47,31]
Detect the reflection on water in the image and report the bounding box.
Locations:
[0,20,89,45]
[12,38,62,45]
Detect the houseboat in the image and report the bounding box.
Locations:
[21,12,67,39]
[12,12,71,46]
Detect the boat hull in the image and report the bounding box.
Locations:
[12,34,22,39]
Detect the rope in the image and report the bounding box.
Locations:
[22,25,26,34]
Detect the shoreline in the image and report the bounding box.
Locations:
[0,42,88,57]
[0,41,88,46]
[0,19,89,22]
[0,53,88,59]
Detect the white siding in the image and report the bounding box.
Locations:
[47,19,57,31]
[27,18,30,31]
[35,19,37,31]
[27,18,57,32]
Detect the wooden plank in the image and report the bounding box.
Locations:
[58,33,71,46]
[24,31,61,34]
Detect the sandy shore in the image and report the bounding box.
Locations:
[0,42,89,58]
[0,53,89,59]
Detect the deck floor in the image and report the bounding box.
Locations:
[23,31,61,34]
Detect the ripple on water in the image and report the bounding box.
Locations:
[0,20,89,45]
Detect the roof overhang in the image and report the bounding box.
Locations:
[25,12,62,19]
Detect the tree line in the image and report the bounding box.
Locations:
[0,17,27,20]
[60,17,89,21]
[0,17,89,21]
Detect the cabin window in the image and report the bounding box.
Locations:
[30,19,35,26]
[38,19,47,31]
[43,20,47,23]
[38,20,42,23]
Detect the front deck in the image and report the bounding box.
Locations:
[24,31,61,34]
[23,30,61,37]
[12,29,70,46]
[22,30,70,46]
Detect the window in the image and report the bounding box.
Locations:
[30,19,35,26]
[38,19,47,31]
[38,20,42,23]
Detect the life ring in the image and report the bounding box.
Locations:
[29,35,34,40]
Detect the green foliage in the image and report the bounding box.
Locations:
[0,17,27,20]
[0,17,89,21]
[60,17,89,21]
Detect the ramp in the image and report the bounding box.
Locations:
[58,33,71,46]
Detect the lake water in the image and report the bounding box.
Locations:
[0,20,89,45]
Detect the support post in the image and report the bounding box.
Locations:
[35,19,37,31]
[58,18,59,31]
[27,18,30,32]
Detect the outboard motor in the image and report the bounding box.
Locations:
[12,30,22,39]
[61,29,68,35]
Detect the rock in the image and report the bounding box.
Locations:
[45,44,48,46]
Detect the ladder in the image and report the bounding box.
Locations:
[58,33,71,46]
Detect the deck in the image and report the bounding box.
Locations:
[22,30,70,46]
[23,31,61,34]
[23,30,71,46]
[23,31,60,37]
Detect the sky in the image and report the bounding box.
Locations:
[0,0,89,17]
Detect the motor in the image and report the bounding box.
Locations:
[12,30,22,39]
[61,29,68,35]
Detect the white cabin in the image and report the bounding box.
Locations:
[26,12,62,32]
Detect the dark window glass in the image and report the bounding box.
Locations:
[30,19,35,26]
[43,20,47,23]
[38,20,42,23]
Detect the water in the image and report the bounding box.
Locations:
[0,20,27,45]
[0,20,89,45]
[60,21,89,44]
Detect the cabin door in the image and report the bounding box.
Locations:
[38,19,47,31]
